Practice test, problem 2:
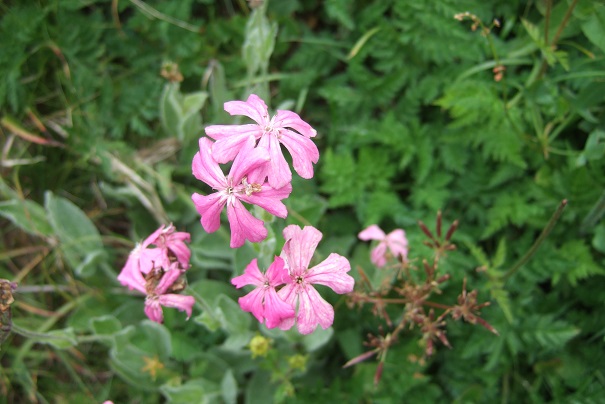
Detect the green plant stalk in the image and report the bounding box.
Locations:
[501,199,567,281]
[537,0,580,79]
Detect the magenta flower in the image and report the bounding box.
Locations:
[144,264,195,324]
[205,94,319,189]
[191,136,292,248]
[358,225,408,267]
[231,257,295,328]
[277,225,355,335]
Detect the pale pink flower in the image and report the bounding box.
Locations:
[191,136,292,248]
[358,225,408,267]
[144,264,195,324]
[277,225,355,335]
[205,94,319,189]
[231,257,295,328]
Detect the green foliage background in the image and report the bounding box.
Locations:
[1,0,604,402]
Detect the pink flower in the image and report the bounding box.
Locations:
[205,94,319,189]
[191,136,292,248]
[117,225,191,291]
[144,264,195,324]
[358,225,408,267]
[117,226,194,323]
[231,257,295,328]
[277,225,355,335]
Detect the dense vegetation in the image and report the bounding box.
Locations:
[1,0,604,402]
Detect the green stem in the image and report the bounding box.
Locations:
[580,190,605,235]
[501,199,567,281]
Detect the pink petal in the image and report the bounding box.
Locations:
[371,242,388,267]
[155,267,183,295]
[205,123,261,140]
[258,133,292,189]
[223,94,270,125]
[192,137,226,189]
[358,225,386,241]
[277,283,297,331]
[192,193,226,233]
[226,200,267,248]
[281,225,322,275]
[158,294,195,319]
[265,256,290,286]
[295,286,334,335]
[237,287,265,323]
[239,182,292,218]
[279,129,319,180]
[142,225,166,248]
[386,229,408,259]
[144,300,164,323]
[231,258,265,288]
[228,136,270,184]
[139,247,168,272]
[305,253,354,294]
[274,110,317,138]
[209,126,262,163]
[117,254,146,294]
[167,241,191,268]
[263,288,295,329]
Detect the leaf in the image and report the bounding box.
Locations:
[242,3,278,76]
[44,191,106,277]
[160,381,208,403]
[38,327,78,350]
[221,370,237,404]
[581,4,605,54]
[0,199,53,237]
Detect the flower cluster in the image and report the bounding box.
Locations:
[117,224,194,324]
[232,225,355,334]
[191,94,319,248]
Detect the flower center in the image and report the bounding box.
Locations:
[241,176,262,196]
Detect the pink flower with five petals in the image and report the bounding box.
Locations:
[231,257,295,328]
[277,225,355,335]
[192,136,292,248]
[358,225,408,267]
[205,94,319,189]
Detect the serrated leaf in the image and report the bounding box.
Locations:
[492,238,507,269]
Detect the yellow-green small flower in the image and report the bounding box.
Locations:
[249,334,272,358]
[287,354,308,371]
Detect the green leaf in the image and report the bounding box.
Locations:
[221,370,237,404]
[242,3,278,77]
[89,315,122,336]
[581,4,605,54]
[160,380,210,404]
[44,191,106,277]
[592,224,605,254]
[0,199,53,237]
[38,327,78,350]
